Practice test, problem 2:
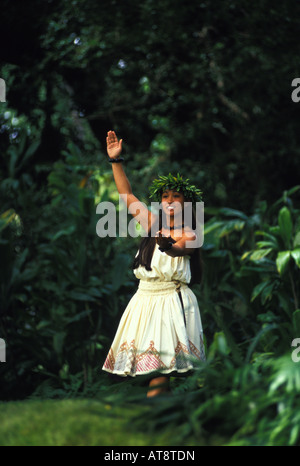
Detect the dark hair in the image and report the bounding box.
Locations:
[132,199,203,286]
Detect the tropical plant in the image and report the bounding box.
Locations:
[0,135,136,399]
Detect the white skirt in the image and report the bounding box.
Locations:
[102,279,205,377]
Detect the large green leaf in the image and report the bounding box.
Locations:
[294,231,300,248]
[278,207,293,248]
[250,248,273,261]
[276,251,291,275]
[261,282,277,305]
[204,221,224,235]
[251,281,271,302]
[245,323,278,363]
[0,209,16,232]
[219,220,245,237]
[291,248,300,268]
[269,355,300,393]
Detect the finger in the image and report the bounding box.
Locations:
[108,131,116,142]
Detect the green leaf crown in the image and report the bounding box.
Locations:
[149,173,203,204]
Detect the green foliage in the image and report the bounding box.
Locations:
[131,351,300,446]
[0,133,137,400]
[2,0,300,210]
[241,188,300,319]
[1,0,300,446]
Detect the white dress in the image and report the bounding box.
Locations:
[102,243,205,377]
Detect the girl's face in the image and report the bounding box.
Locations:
[161,190,185,218]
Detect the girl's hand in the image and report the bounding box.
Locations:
[106,130,123,158]
[155,231,176,248]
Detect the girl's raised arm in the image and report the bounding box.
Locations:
[106,131,157,234]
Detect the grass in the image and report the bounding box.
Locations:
[0,398,176,446]
[0,373,230,446]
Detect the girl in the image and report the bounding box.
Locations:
[102,131,205,397]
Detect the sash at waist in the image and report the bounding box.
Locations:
[137,279,188,296]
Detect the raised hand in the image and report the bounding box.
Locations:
[106,130,123,159]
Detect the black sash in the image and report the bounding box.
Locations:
[178,290,186,327]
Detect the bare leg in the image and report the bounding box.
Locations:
[147,376,169,398]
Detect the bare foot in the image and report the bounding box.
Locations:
[147,376,169,398]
